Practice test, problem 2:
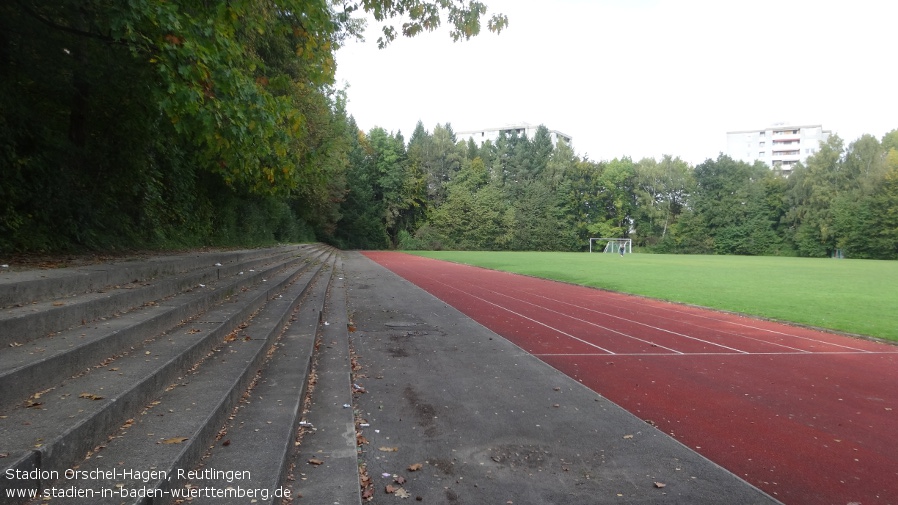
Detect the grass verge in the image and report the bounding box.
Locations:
[407,251,898,343]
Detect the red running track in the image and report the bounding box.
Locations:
[363,251,898,505]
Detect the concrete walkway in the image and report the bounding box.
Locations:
[341,251,778,504]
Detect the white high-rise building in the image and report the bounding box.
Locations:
[726,123,831,175]
[455,122,572,148]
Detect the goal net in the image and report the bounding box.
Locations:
[589,238,632,254]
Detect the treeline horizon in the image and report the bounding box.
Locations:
[336,122,898,259]
[2,2,896,260]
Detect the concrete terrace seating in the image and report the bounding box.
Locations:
[0,244,357,504]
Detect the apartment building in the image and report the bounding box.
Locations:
[455,122,572,148]
[726,123,831,175]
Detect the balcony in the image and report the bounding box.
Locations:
[771,130,800,141]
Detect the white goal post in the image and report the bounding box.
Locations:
[589,238,632,254]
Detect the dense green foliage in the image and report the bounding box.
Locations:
[408,250,898,341]
[2,1,895,260]
[0,0,505,253]
[344,122,898,259]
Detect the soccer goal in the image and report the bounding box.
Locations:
[589,238,632,254]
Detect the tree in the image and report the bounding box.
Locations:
[1,0,507,252]
[843,134,887,195]
[428,157,514,250]
[544,137,577,191]
[867,148,898,259]
[507,131,533,187]
[509,180,576,251]
[295,91,353,242]
[490,131,513,186]
[829,134,894,258]
[529,125,555,177]
[589,157,636,239]
[882,129,898,151]
[683,155,781,255]
[560,158,607,248]
[785,136,846,257]
[632,155,692,247]
[367,128,405,243]
[421,124,465,204]
[333,119,390,249]
[350,0,508,48]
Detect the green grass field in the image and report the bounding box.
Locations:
[407,251,898,343]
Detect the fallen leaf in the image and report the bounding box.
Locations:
[308,458,324,466]
[395,488,410,498]
[394,476,406,485]
[79,393,105,401]
[222,439,231,446]
[623,434,634,439]
[654,482,666,488]
[362,488,374,500]
[378,446,399,452]
[407,463,423,471]
[161,437,188,444]
[52,302,65,307]
[385,485,396,494]
[24,401,43,409]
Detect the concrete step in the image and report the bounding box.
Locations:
[0,246,309,308]
[173,254,337,505]
[0,248,326,411]
[30,253,336,505]
[287,257,363,505]
[0,245,339,503]
[0,246,310,348]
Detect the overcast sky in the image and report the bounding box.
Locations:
[334,0,897,165]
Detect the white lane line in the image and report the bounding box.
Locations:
[429,277,617,355]
[701,316,874,352]
[468,284,749,355]
[568,293,878,354]
[519,289,812,354]
[537,350,898,357]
